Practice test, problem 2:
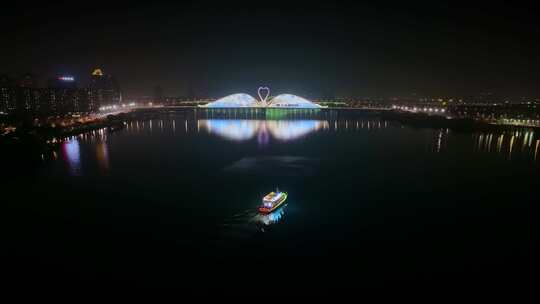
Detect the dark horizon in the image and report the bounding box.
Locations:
[2,2,540,98]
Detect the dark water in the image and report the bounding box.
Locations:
[3,110,540,292]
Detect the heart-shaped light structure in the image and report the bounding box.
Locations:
[258,86,270,105]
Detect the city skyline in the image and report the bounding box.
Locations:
[0,67,122,115]
[2,68,540,101]
[2,2,540,98]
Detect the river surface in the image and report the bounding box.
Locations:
[3,109,540,291]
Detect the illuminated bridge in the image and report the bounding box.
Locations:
[200,87,325,109]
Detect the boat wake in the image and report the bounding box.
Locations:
[219,204,288,240]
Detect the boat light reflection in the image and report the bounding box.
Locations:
[254,204,287,227]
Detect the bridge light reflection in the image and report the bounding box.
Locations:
[198,119,327,142]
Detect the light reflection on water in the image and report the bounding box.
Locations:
[55,115,540,177]
[59,129,111,175]
[96,141,109,172]
[123,117,394,137]
[266,120,326,141]
[200,119,262,141]
[253,204,287,227]
[61,138,81,176]
[198,119,328,143]
[473,130,538,160]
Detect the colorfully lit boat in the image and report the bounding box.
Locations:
[259,189,288,214]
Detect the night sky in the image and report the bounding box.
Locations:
[2,1,540,98]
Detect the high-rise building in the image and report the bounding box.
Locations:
[46,76,79,115]
[89,68,121,111]
[77,88,91,113]
[0,75,16,113]
[16,73,40,113]
[1,73,95,116]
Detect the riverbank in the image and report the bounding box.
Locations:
[0,113,129,168]
[379,110,540,132]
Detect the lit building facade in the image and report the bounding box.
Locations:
[45,76,81,115]
[16,73,41,113]
[0,75,16,113]
[89,68,121,110]
[1,72,110,116]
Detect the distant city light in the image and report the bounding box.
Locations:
[58,76,74,81]
[98,102,137,112]
[92,68,104,76]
